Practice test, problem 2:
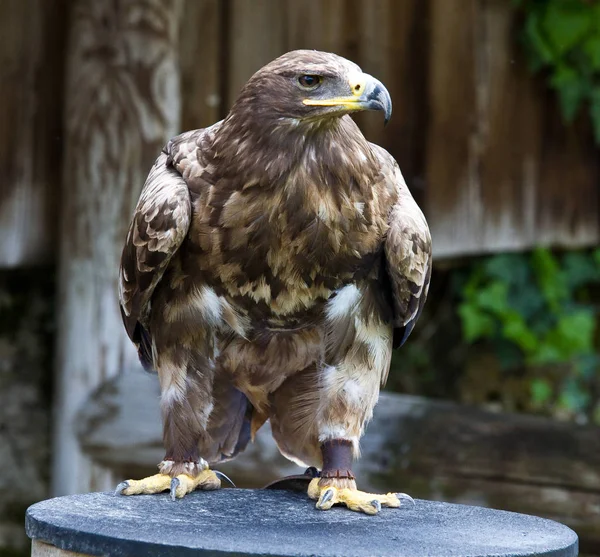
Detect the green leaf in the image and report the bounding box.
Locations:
[583,36,600,70]
[458,304,496,343]
[501,310,539,354]
[529,341,564,365]
[531,248,568,311]
[556,310,596,353]
[525,12,556,68]
[551,65,586,122]
[562,251,600,289]
[475,281,510,315]
[461,266,485,299]
[543,2,592,56]
[590,86,600,145]
[508,283,546,323]
[531,378,553,405]
[593,248,600,269]
[484,254,530,285]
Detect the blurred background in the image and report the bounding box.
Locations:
[1,0,600,555]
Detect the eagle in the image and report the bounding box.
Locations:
[116,50,431,515]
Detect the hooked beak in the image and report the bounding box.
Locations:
[303,72,392,125]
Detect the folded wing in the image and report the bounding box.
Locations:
[118,148,192,368]
[375,147,432,351]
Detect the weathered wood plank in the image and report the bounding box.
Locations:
[227,0,286,108]
[285,0,353,53]
[425,0,599,258]
[425,0,482,258]
[536,100,600,249]
[53,0,182,495]
[179,0,223,129]
[77,371,600,552]
[355,0,427,206]
[0,0,66,267]
[475,1,543,251]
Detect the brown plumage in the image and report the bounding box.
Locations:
[118,50,431,512]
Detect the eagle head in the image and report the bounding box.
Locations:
[233,50,392,126]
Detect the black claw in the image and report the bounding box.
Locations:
[115,481,129,496]
[396,493,416,507]
[214,470,236,488]
[262,475,313,491]
[371,500,382,512]
[170,477,180,501]
[303,466,321,478]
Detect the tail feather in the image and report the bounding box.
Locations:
[205,386,255,465]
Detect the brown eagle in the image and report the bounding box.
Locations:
[117,50,431,514]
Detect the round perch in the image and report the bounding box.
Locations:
[26,490,578,557]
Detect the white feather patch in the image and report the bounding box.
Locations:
[318,426,349,442]
[161,383,185,406]
[355,318,392,375]
[325,284,361,321]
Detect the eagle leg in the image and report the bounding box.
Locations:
[116,355,222,500]
[307,440,413,515]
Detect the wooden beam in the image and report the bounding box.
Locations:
[355,0,428,207]
[227,0,286,109]
[179,0,223,128]
[0,0,66,267]
[52,0,183,495]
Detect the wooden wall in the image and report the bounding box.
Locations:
[0,0,66,267]
[1,0,599,266]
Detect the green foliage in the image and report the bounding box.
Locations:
[456,248,600,420]
[514,0,600,143]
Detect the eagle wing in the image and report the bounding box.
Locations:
[119,128,210,367]
[373,145,432,351]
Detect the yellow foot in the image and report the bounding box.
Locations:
[308,477,414,515]
[115,469,221,501]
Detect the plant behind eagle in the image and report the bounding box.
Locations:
[457,248,600,423]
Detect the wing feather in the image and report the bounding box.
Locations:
[373,146,432,349]
[119,152,191,365]
[119,124,221,368]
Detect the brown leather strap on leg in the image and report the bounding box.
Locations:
[321,439,355,480]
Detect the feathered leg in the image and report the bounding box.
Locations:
[117,350,221,499]
[306,285,413,514]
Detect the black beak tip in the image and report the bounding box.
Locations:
[368,83,392,127]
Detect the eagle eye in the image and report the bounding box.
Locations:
[298,74,322,90]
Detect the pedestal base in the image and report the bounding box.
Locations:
[26,489,578,557]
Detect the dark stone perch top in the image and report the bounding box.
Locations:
[26,489,578,557]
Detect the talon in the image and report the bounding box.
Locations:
[321,488,335,504]
[115,481,129,495]
[316,487,336,510]
[170,477,180,501]
[304,466,320,478]
[371,500,382,513]
[213,470,236,488]
[396,492,415,507]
